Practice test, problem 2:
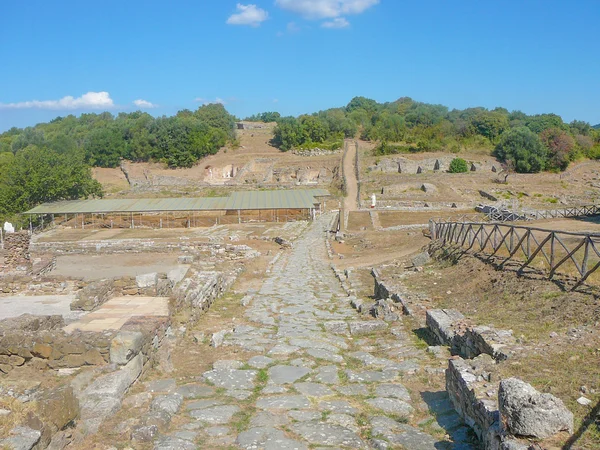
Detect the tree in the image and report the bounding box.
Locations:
[271,117,303,151]
[495,127,546,173]
[448,158,468,173]
[346,96,378,113]
[470,111,509,142]
[525,113,565,134]
[540,127,575,171]
[84,126,126,167]
[0,146,102,222]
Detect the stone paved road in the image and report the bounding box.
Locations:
[140,215,474,449]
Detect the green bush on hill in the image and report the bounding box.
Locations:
[448,158,469,173]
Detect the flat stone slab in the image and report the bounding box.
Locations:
[290,421,365,448]
[288,410,321,422]
[250,411,290,428]
[366,398,414,416]
[348,321,388,336]
[236,426,308,450]
[268,344,300,356]
[294,382,334,397]
[375,383,411,401]
[256,395,311,410]
[268,365,311,384]
[335,385,369,396]
[151,393,183,415]
[323,321,349,334]
[186,399,224,411]
[154,436,196,450]
[318,400,358,415]
[345,369,398,383]
[176,384,215,399]
[189,405,240,424]
[202,369,257,390]
[313,366,339,384]
[145,379,177,393]
[205,426,231,437]
[248,355,274,369]
[213,360,244,370]
[306,348,343,363]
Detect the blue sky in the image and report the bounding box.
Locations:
[1,0,599,131]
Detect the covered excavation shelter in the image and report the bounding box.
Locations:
[23,189,330,229]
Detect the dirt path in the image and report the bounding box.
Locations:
[343,140,359,228]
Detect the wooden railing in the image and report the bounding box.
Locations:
[429,220,600,289]
[522,204,600,221]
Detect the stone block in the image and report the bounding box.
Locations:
[38,385,79,432]
[499,378,574,439]
[32,342,52,359]
[411,252,431,267]
[110,331,144,365]
[426,309,465,346]
[349,321,388,335]
[83,348,106,365]
[136,272,158,289]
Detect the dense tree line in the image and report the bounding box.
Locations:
[0,104,236,169]
[268,97,600,173]
[0,104,237,223]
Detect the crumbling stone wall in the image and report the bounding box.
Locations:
[0,315,115,374]
[70,279,114,311]
[2,231,31,270]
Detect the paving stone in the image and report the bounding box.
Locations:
[327,413,360,432]
[289,358,317,368]
[145,378,177,393]
[345,369,399,383]
[366,398,414,416]
[318,400,358,415]
[268,344,300,356]
[313,366,339,384]
[225,389,253,400]
[335,385,369,396]
[375,383,411,401]
[294,382,334,397]
[268,365,311,384]
[306,348,343,363]
[248,355,274,369]
[176,384,215,399]
[202,368,257,390]
[389,427,439,450]
[287,410,322,422]
[151,393,183,416]
[189,405,240,424]
[323,321,349,334]
[256,395,310,410]
[186,399,223,410]
[205,426,231,437]
[290,421,365,448]
[173,430,199,441]
[250,411,290,427]
[349,321,388,335]
[153,436,196,450]
[213,360,244,370]
[262,384,288,394]
[236,426,309,450]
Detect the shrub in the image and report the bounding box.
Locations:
[448,157,469,173]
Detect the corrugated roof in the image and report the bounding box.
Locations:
[23,189,329,215]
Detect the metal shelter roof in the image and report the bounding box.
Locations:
[23,189,329,215]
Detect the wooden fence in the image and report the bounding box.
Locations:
[429,220,600,289]
[522,204,600,221]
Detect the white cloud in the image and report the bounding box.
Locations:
[133,99,157,108]
[226,4,269,27]
[322,17,350,28]
[275,0,378,19]
[195,97,226,105]
[287,21,301,33]
[0,91,115,110]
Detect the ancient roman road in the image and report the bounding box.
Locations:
[141,215,472,449]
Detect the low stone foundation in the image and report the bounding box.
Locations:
[427,309,517,361]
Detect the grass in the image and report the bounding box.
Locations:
[0,397,36,439]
